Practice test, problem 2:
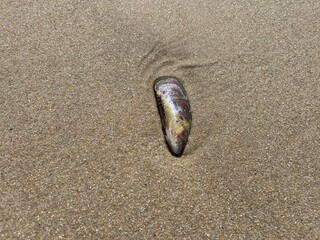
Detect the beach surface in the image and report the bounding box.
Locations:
[1,1,319,239]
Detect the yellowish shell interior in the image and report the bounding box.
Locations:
[161,94,190,134]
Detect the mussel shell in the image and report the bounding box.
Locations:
[154,76,192,157]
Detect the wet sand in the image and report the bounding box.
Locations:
[1,1,319,239]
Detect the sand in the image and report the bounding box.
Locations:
[1,0,319,239]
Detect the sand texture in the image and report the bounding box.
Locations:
[1,1,319,239]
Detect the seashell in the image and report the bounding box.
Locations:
[154,76,192,157]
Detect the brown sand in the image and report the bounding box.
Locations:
[1,1,319,239]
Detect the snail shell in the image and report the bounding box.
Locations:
[154,76,192,157]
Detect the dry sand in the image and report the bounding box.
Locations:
[1,0,319,239]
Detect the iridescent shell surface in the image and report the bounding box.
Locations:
[154,76,192,157]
